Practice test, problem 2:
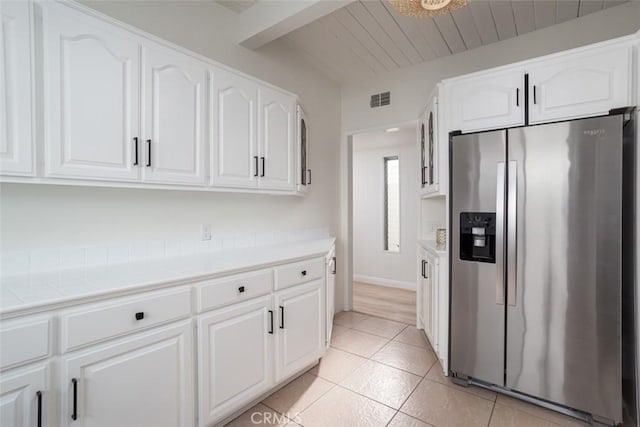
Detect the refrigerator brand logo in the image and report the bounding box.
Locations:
[584,128,606,136]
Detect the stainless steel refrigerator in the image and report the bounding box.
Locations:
[449,110,636,425]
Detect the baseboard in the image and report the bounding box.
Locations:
[353,274,416,291]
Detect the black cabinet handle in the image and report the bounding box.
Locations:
[332,256,337,275]
[516,88,519,107]
[71,378,78,421]
[135,312,144,321]
[425,261,429,279]
[260,157,265,177]
[133,137,139,166]
[301,270,307,276]
[279,305,284,329]
[268,310,274,334]
[36,391,42,427]
[254,156,259,177]
[238,286,245,293]
[533,85,537,104]
[307,169,312,185]
[421,260,426,279]
[146,140,152,167]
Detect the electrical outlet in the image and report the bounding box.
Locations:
[201,224,212,241]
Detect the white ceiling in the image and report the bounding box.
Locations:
[216,0,258,13]
[278,0,629,83]
[353,124,417,151]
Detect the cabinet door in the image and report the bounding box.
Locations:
[296,105,310,194]
[274,279,324,382]
[60,321,194,427]
[42,3,140,181]
[429,255,439,353]
[210,69,258,188]
[0,364,48,427]
[142,43,207,185]
[258,88,295,191]
[325,251,336,347]
[422,94,439,196]
[0,1,34,176]
[448,68,524,132]
[419,117,427,192]
[197,296,273,427]
[422,258,433,346]
[528,43,632,124]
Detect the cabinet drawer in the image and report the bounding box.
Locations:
[0,316,51,371]
[60,287,192,353]
[197,269,273,313]
[274,257,324,290]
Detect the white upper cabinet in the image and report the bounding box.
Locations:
[448,67,525,133]
[0,1,34,176]
[528,42,633,124]
[42,3,141,181]
[211,69,258,188]
[258,87,295,191]
[141,43,208,185]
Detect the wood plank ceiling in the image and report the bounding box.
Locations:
[274,0,628,83]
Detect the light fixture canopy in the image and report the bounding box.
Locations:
[388,0,469,17]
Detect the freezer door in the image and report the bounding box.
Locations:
[450,130,506,386]
[506,115,623,422]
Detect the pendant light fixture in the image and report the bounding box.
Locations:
[388,0,469,17]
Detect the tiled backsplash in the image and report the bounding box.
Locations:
[1,226,330,276]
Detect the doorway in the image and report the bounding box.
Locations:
[350,123,419,324]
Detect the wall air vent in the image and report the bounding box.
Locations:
[370,91,391,108]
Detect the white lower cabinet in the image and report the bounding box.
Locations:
[60,321,194,427]
[197,296,273,426]
[0,363,48,427]
[274,279,324,382]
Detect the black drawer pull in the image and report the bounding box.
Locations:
[279,306,284,329]
[135,312,144,321]
[146,140,152,167]
[307,169,312,185]
[133,137,139,166]
[238,286,245,293]
[71,378,78,421]
[332,256,337,275]
[260,157,265,177]
[268,310,274,334]
[37,390,42,427]
[254,156,259,177]
[301,270,307,276]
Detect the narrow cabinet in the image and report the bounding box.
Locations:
[258,87,295,191]
[42,2,141,181]
[274,279,324,382]
[141,42,208,185]
[0,364,48,427]
[0,1,34,176]
[420,86,442,197]
[60,321,194,427]
[325,247,336,347]
[210,68,258,188]
[197,296,273,427]
[528,43,633,124]
[447,67,524,133]
[295,105,310,194]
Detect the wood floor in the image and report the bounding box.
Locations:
[352,281,416,325]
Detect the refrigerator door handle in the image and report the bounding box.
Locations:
[507,160,517,306]
[495,162,505,305]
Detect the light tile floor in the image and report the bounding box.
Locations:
[226,312,589,427]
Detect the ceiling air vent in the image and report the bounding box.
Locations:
[370,91,391,108]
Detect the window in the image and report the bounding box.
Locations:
[384,156,400,252]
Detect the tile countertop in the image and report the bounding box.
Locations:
[418,240,448,258]
[0,238,336,318]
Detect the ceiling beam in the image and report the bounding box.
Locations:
[237,0,355,49]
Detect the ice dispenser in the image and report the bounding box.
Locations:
[459,212,496,263]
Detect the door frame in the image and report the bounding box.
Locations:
[341,119,419,312]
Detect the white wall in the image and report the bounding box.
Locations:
[341,2,640,133]
[0,2,345,307]
[352,128,417,289]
